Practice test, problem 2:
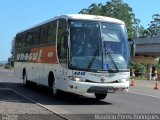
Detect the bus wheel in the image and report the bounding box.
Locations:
[52,81,58,96]
[48,73,60,97]
[95,93,107,100]
[23,72,29,87]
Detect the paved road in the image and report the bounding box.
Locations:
[0,69,160,120]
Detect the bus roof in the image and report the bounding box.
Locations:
[62,14,125,24]
[17,14,125,34]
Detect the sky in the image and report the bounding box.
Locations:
[0,0,160,61]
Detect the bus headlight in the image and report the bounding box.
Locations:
[69,76,86,82]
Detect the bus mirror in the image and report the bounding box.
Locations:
[64,31,69,49]
[128,38,135,56]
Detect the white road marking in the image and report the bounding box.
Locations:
[128,91,160,99]
[4,88,70,120]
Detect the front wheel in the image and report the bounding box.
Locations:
[48,74,61,98]
[52,81,59,96]
[95,93,107,100]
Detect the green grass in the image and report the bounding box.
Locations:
[135,77,148,80]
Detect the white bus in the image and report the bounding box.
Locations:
[14,14,130,100]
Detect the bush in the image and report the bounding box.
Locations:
[131,63,146,77]
[4,65,10,69]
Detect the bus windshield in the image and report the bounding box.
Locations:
[69,20,130,72]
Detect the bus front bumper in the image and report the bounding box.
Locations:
[67,80,129,94]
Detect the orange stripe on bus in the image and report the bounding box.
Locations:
[29,46,58,64]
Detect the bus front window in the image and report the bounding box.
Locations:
[69,20,102,71]
[69,20,130,72]
[101,23,130,71]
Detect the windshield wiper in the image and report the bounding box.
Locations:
[104,42,119,72]
[87,44,99,69]
[107,52,119,72]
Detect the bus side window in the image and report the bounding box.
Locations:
[15,35,21,49]
[21,33,26,49]
[40,24,48,45]
[48,21,57,44]
[57,19,67,67]
[32,28,40,46]
[26,30,33,47]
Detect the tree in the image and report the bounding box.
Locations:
[136,26,146,38]
[10,38,15,60]
[8,38,15,67]
[148,14,160,37]
[80,3,103,15]
[140,14,160,38]
[79,0,141,38]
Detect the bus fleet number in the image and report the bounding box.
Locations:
[74,72,86,76]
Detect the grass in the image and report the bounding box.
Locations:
[1,65,14,70]
[135,77,148,80]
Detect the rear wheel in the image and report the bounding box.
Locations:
[95,93,107,100]
[23,72,29,87]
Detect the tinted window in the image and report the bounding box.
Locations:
[40,25,48,44]
[57,19,67,67]
[21,33,25,48]
[32,28,40,45]
[48,21,57,44]
[15,34,21,49]
[26,30,33,47]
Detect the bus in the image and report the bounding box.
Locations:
[14,14,130,100]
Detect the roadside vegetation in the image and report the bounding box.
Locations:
[0,64,14,70]
[131,63,160,80]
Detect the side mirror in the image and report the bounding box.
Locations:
[64,31,69,49]
[128,38,135,56]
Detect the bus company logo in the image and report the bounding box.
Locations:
[100,76,105,83]
[17,49,42,61]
